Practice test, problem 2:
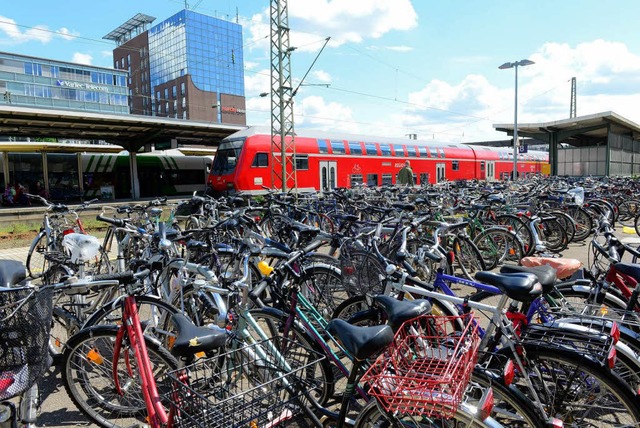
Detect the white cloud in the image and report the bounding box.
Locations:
[297,95,359,133]
[244,68,271,95]
[311,70,331,83]
[385,46,414,53]
[0,16,80,45]
[396,39,640,142]
[72,52,92,65]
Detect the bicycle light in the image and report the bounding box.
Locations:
[478,386,494,421]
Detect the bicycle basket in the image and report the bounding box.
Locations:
[0,287,53,401]
[166,337,325,428]
[362,314,480,419]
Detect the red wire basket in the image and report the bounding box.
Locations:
[362,314,480,419]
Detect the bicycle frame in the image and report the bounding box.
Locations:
[112,292,169,427]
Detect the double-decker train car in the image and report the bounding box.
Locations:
[208,127,548,194]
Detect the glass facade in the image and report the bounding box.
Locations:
[0,52,129,114]
[148,10,244,97]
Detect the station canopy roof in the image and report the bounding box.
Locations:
[0,105,245,152]
[494,111,640,146]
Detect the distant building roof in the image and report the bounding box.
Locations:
[103,13,156,44]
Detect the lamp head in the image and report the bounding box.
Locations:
[499,62,514,69]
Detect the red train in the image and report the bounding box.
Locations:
[208,127,549,194]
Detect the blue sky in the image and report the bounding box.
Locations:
[1,0,640,142]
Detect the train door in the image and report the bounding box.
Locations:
[319,161,337,192]
[436,163,446,182]
[486,161,495,182]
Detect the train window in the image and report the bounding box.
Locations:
[480,161,485,171]
[367,173,378,187]
[332,140,346,155]
[251,153,269,167]
[407,145,417,157]
[365,143,377,155]
[380,144,391,156]
[393,145,405,156]
[317,139,329,154]
[452,161,459,171]
[350,174,363,187]
[382,174,393,185]
[421,147,431,157]
[419,173,429,184]
[348,142,362,155]
[294,155,309,170]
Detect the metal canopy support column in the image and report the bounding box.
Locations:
[269,0,296,192]
[130,152,140,199]
[549,132,558,176]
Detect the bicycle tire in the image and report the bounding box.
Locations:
[493,344,640,425]
[473,228,524,270]
[353,395,500,427]
[62,326,178,428]
[495,214,534,257]
[247,308,335,405]
[471,368,547,428]
[548,210,576,244]
[452,237,486,280]
[82,295,180,349]
[537,217,568,253]
[617,199,640,227]
[26,231,49,279]
[565,206,593,241]
[300,263,346,319]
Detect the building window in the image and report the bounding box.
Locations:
[173,100,177,111]
[294,154,309,170]
[251,153,268,167]
[164,88,168,100]
[127,54,130,66]
[181,82,186,94]
[156,91,160,101]
[452,161,459,171]
[172,85,177,98]
[182,97,186,108]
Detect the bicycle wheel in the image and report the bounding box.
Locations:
[82,295,180,349]
[471,368,547,428]
[300,263,346,319]
[452,237,486,280]
[340,250,386,296]
[26,231,50,279]
[247,308,335,406]
[537,218,568,253]
[495,214,534,257]
[473,228,524,270]
[62,326,178,428]
[565,206,594,242]
[617,199,640,227]
[549,210,576,244]
[498,344,640,425]
[353,396,499,427]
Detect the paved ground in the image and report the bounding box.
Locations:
[5,226,640,427]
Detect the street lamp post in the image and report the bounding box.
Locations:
[499,59,534,180]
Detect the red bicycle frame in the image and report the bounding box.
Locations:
[112,295,169,427]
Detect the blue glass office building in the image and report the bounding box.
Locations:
[0,51,129,114]
[107,10,246,125]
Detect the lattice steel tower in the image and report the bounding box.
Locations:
[269,0,296,191]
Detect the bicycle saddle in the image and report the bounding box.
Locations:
[500,264,557,293]
[614,263,640,283]
[169,313,227,358]
[373,295,432,332]
[0,260,26,287]
[327,319,393,361]
[475,271,542,302]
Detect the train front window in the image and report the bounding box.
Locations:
[211,143,242,175]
